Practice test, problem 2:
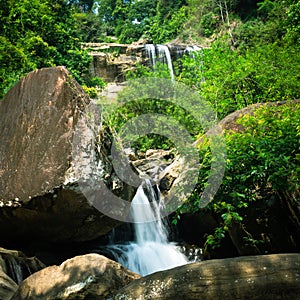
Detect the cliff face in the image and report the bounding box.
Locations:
[83,42,189,82]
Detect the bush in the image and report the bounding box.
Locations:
[175,102,300,250]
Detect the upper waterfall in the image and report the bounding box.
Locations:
[156,44,175,81]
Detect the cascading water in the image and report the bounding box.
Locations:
[184,45,202,59]
[145,44,175,81]
[106,180,189,276]
[144,44,202,82]
[145,44,156,67]
[156,44,175,81]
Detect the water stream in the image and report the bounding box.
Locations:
[145,44,156,67]
[105,180,189,276]
[156,44,175,81]
[145,44,175,81]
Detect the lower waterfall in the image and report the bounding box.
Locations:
[105,180,189,276]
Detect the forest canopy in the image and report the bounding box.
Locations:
[0,0,299,253]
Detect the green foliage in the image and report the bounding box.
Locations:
[285,1,300,44]
[104,96,201,151]
[82,76,107,98]
[177,102,300,250]
[178,42,300,119]
[199,11,220,37]
[73,12,107,42]
[0,0,91,99]
[126,62,173,81]
[82,85,98,98]
[147,6,188,43]
[88,76,107,89]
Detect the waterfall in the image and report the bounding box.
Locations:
[145,44,156,67]
[144,44,202,81]
[184,45,202,59]
[106,180,189,276]
[157,44,175,81]
[145,44,175,81]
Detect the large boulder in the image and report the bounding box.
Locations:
[111,253,300,300]
[0,67,131,244]
[12,254,140,300]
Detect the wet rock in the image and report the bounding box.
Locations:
[0,247,45,285]
[12,254,140,300]
[0,270,18,300]
[111,253,300,300]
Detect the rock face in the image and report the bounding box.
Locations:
[84,42,190,83]
[86,42,145,82]
[12,254,140,300]
[0,67,133,244]
[0,66,86,202]
[111,253,300,300]
[0,270,18,300]
[0,247,45,284]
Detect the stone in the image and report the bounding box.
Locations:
[0,270,18,300]
[111,253,300,300]
[0,247,45,284]
[0,67,133,245]
[131,149,174,181]
[12,254,140,300]
[0,66,88,203]
[84,42,193,83]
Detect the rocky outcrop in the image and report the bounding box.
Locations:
[111,253,300,300]
[0,66,87,203]
[12,254,140,300]
[0,247,45,284]
[86,42,145,82]
[0,270,18,300]
[0,67,134,244]
[84,42,191,83]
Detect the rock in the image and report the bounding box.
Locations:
[0,247,45,284]
[131,149,175,181]
[88,43,144,82]
[0,270,18,300]
[0,67,133,244]
[84,42,193,83]
[0,66,88,202]
[111,253,300,300]
[12,254,140,300]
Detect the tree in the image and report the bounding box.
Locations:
[68,0,95,12]
[0,0,92,98]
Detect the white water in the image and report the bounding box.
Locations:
[145,44,156,67]
[157,44,175,81]
[145,44,201,82]
[108,180,188,276]
[145,44,175,81]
